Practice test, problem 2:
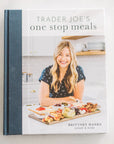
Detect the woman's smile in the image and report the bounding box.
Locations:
[60,61,67,64]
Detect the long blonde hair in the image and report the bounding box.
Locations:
[50,41,78,93]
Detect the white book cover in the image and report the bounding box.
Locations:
[22,9,107,134]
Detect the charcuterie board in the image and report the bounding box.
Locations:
[28,110,101,125]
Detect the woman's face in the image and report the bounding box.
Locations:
[56,47,71,69]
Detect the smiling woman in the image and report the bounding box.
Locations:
[39,41,86,106]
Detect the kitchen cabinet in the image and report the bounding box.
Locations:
[22,84,40,105]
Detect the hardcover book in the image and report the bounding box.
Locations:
[4,9,107,135]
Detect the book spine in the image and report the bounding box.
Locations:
[3,10,22,135]
[3,10,9,135]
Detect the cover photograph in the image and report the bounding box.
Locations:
[4,9,107,135]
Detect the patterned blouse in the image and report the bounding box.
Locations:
[39,65,86,98]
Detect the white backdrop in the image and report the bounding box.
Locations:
[0,0,114,144]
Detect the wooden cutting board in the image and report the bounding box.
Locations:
[28,110,101,125]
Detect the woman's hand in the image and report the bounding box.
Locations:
[69,96,76,102]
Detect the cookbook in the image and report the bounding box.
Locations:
[4,9,107,135]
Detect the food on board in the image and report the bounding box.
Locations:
[28,102,100,124]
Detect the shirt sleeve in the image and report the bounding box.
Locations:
[39,67,51,85]
[76,66,86,82]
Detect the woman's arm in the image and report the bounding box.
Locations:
[73,80,85,100]
[39,81,76,107]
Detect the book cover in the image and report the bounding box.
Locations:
[4,9,107,135]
